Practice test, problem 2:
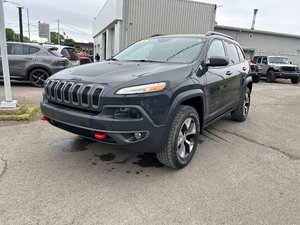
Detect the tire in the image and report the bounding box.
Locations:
[252,74,261,83]
[231,87,251,122]
[29,68,49,87]
[156,105,200,169]
[291,77,300,84]
[267,70,276,83]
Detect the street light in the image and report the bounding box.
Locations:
[3,0,30,41]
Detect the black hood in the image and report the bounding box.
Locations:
[50,61,193,89]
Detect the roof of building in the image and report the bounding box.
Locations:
[215,25,300,40]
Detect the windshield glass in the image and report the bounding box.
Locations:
[269,56,289,64]
[114,37,206,63]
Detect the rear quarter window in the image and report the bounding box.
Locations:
[29,46,40,54]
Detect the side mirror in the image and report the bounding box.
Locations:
[290,62,292,64]
[205,56,229,67]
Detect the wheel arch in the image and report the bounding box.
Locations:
[167,90,205,133]
[26,65,51,80]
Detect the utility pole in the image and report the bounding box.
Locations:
[0,0,18,108]
[57,19,60,45]
[3,1,30,42]
[25,8,30,41]
[17,6,23,42]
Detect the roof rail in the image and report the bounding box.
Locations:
[149,34,165,38]
[205,31,234,40]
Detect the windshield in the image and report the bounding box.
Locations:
[269,57,289,64]
[114,37,206,63]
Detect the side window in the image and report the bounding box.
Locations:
[236,46,245,61]
[29,47,40,54]
[207,39,226,58]
[257,57,262,64]
[224,41,239,64]
[262,57,268,64]
[8,44,30,55]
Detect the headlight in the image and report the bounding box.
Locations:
[116,82,167,95]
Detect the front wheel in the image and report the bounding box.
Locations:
[157,105,200,169]
[231,87,251,122]
[29,68,49,87]
[267,70,276,83]
[291,77,300,84]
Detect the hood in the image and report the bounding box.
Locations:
[50,61,192,88]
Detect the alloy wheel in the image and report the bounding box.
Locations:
[177,118,197,159]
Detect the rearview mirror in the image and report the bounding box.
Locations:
[206,56,229,67]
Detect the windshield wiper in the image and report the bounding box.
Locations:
[127,59,164,63]
[107,57,119,61]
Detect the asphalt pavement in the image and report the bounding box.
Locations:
[0,80,299,225]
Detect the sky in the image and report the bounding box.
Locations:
[3,0,300,43]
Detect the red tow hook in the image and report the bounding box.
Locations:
[94,133,108,140]
[41,116,48,121]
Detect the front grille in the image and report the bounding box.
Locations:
[45,80,103,111]
[281,66,297,72]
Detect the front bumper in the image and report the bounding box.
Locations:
[40,101,167,153]
[274,71,300,79]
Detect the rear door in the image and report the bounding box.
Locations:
[204,39,233,121]
[230,44,249,102]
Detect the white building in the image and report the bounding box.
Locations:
[92,0,217,60]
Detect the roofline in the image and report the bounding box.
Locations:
[215,25,300,39]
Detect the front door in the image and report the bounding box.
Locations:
[203,39,233,122]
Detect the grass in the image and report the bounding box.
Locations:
[0,105,40,121]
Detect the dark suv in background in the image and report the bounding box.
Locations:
[0,42,71,87]
[41,32,252,169]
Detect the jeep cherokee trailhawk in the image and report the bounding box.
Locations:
[41,32,253,169]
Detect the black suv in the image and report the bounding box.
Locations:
[41,32,252,169]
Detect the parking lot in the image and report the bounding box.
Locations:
[0,80,299,224]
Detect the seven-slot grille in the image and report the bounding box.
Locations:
[45,80,103,111]
[281,66,298,72]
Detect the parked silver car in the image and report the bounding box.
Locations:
[0,42,71,87]
[43,44,80,67]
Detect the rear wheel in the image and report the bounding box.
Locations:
[291,77,300,84]
[231,87,251,122]
[157,105,200,169]
[29,68,49,87]
[267,70,276,83]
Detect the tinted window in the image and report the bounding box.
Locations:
[29,46,40,54]
[262,57,267,64]
[7,44,30,55]
[236,46,245,61]
[225,41,239,64]
[207,39,226,58]
[61,48,78,60]
[257,57,262,64]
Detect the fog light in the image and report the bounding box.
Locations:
[134,132,142,140]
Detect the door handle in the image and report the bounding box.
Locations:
[226,71,232,76]
[24,57,32,60]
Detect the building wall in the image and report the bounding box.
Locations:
[215,26,300,66]
[121,0,216,50]
[93,0,216,60]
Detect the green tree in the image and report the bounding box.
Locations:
[50,32,65,45]
[5,28,29,42]
[64,38,75,47]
